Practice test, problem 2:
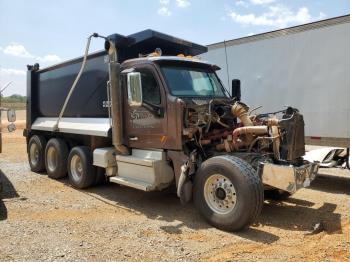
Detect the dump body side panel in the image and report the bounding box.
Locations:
[36,52,109,118]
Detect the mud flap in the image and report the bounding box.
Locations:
[179,180,193,205]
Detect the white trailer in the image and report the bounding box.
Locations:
[202,15,350,148]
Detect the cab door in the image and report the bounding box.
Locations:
[123,64,168,149]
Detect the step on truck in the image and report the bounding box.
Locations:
[24,30,318,231]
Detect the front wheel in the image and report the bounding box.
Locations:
[194,155,264,231]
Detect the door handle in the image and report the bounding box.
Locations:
[129,136,138,141]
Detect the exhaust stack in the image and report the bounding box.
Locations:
[106,40,129,155]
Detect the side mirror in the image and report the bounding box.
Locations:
[231,79,241,101]
[7,123,16,132]
[127,72,143,106]
[7,109,16,122]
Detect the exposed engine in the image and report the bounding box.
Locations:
[182,99,305,165]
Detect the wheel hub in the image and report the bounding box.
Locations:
[70,155,83,181]
[204,174,237,215]
[47,146,58,172]
[30,143,39,166]
[215,187,226,200]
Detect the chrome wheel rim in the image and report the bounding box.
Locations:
[70,154,83,181]
[47,146,58,172]
[204,174,237,215]
[29,143,39,166]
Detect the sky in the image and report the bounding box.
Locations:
[0,0,349,96]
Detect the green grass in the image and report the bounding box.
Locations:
[1,102,26,110]
[1,95,26,110]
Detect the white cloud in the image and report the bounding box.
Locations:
[157,7,172,16]
[319,12,327,19]
[0,68,26,76]
[230,6,325,28]
[250,0,275,5]
[3,43,33,58]
[157,0,190,16]
[236,1,249,7]
[176,0,190,8]
[37,54,61,63]
[1,43,61,63]
[159,0,170,5]
[236,0,274,7]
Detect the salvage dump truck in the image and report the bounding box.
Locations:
[24,30,318,231]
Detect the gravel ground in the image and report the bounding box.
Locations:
[0,112,349,261]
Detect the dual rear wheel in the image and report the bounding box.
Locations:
[28,135,98,188]
[45,138,68,179]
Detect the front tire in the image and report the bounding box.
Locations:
[28,135,47,172]
[68,146,96,189]
[194,155,264,231]
[45,138,69,179]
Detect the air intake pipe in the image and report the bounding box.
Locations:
[231,101,268,148]
[231,102,255,144]
[232,126,268,139]
[231,102,253,127]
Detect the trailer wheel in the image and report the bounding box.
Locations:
[68,146,96,189]
[265,189,291,201]
[45,138,68,179]
[193,155,264,231]
[28,135,47,172]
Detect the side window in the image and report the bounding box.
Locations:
[139,70,161,105]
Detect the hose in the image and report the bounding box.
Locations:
[248,135,279,152]
[346,148,350,170]
[53,33,98,131]
[231,102,253,126]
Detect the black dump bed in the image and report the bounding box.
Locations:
[26,30,207,128]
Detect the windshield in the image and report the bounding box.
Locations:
[160,65,227,97]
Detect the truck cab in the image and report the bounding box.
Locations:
[121,56,227,150]
[24,30,318,231]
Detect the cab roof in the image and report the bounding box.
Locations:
[122,56,220,70]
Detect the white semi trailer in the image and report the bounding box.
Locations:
[202,15,350,150]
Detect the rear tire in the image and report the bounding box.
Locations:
[194,155,264,231]
[68,146,96,189]
[28,135,47,172]
[45,138,69,179]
